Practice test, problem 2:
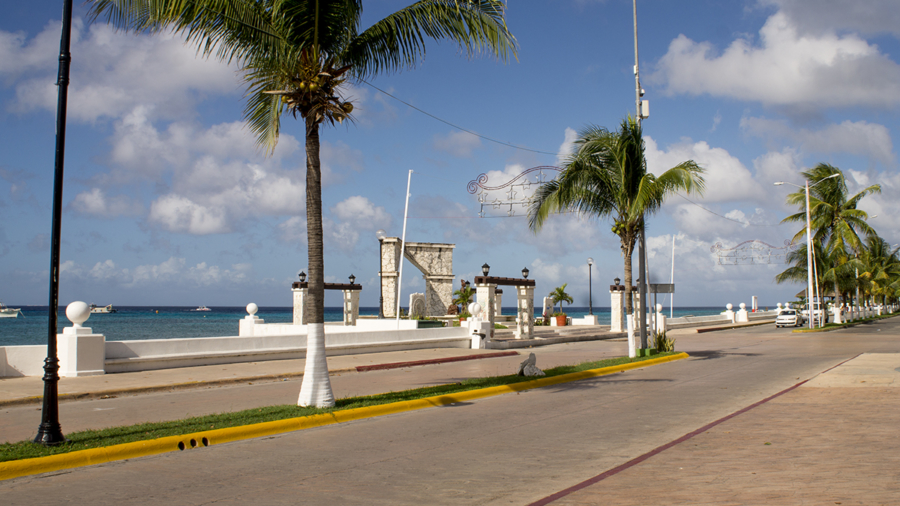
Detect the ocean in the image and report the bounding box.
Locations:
[0,305,730,347]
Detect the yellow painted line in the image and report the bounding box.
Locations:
[0,352,688,481]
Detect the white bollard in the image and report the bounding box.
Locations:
[627,315,636,358]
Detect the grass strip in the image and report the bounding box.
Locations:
[1,352,679,463]
[792,313,898,333]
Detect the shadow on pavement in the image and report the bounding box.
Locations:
[687,350,761,360]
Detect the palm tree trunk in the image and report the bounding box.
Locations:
[298,122,335,408]
[623,249,633,315]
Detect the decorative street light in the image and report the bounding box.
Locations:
[349,274,356,285]
[482,263,491,277]
[587,257,594,315]
[614,277,621,286]
[522,267,529,279]
[35,0,76,447]
[376,229,386,318]
[299,271,307,283]
[774,173,839,329]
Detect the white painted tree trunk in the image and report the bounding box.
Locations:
[297,323,335,407]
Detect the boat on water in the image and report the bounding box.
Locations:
[90,304,117,314]
[191,306,212,312]
[0,303,22,318]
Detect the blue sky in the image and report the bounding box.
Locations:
[2,0,900,309]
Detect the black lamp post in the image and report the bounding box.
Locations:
[349,274,356,285]
[376,229,386,318]
[614,277,620,287]
[587,257,594,315]
[35,0,75,446]
[482,263,490,277]
[299,271,306,283]
[522,267,529,279]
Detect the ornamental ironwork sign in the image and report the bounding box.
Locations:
[710,240,798,265]
[467,166,562,217]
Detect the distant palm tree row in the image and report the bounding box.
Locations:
[775,164,898,307]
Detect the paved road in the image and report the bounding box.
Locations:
[2,320,898,505]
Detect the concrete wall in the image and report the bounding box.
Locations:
[0,345,47,377]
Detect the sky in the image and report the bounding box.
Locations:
[2,0,900,309]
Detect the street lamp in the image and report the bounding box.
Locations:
[522,267,529,279]
[614,277,621,286]
[482,263,491,277]
[376,229,386,318]
[349,274,356,285]
[774,173,839,329]
[299,271,306,283]
[587,257,594,315]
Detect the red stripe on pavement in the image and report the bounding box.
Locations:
[528,353,863,506]
[355,351,519,372]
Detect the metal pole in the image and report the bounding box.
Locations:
[633,0,648,350]
[670,235,675,319]
[805,180,814,330]
[395,170,412,328]
[35,0,73,446]
[588,261,593,315]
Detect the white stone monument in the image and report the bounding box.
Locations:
[735,302,749,323]
[475,282,497,338]
[515,285,535,340]
[58,301,106,377]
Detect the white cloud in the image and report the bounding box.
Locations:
[433,131,482,157]
[70,188,143,217]
[742,117,895,165]
[4,19,240,122]
[645,136,764,203]
[149,195,231,235]
[61,256,251,287]
[652,11,900,108]
[761,0,900,38]
[278,196,393,252]
[556,127,577,166]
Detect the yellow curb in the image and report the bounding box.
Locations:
[0,352,688,481]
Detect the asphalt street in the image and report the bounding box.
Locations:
[2,320,898,505]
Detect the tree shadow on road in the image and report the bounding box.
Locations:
[687,350,761,360]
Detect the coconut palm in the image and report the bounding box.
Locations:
[452,282,475,314]
[528,117,705,314]
[90,0,517,407]
[781,164,880,308]
[858,235,900,306]
[549,283,573,314]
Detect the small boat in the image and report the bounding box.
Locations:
[90,304,117,314]
[0,303,22,318]
[191,306,211,312]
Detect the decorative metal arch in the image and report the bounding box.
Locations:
[467,166,562,217]
[711,240,798,265]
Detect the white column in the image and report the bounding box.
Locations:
[610,285,624,332]
[735,303,749,323]
[494,289,503,316]
[655,303,667,334]
[515,285,535,340]
[342,289,360,326]
[723,303,735,323]
[292,287,307,325]
[476,283,497,338]
[239,303,265,336]
[58,302,105,377]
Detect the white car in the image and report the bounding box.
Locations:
[776,310,805,327]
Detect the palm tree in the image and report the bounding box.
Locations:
[528,117,705,314]
[452,282,474,314]
[781,164,880,308]
[90,0,517,407]
[549,283,573,314]
[859,235,900,306]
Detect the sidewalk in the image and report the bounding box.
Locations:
[0,347,517,408]
[533,352,900,505]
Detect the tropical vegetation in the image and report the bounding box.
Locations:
[528,117,705,315]
[89,0,517,407]
[549,283,573,315]
[776,164,899,308]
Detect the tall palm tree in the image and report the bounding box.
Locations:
[781,164,880,308]
[858,235,900,306]
[90,0,517,407]
[528,117,705,314]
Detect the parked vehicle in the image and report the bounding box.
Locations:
[800,298,829,325]
[776,309,805,328]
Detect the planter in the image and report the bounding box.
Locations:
[416,320,445,329]
[555,315,567,326]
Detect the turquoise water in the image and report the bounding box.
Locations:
[0,305,728,347]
